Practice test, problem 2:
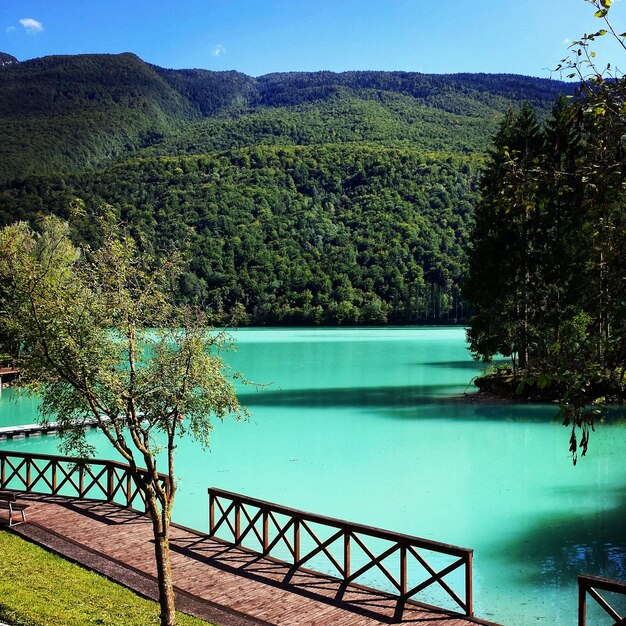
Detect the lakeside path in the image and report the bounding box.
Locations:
[8,495,501,626]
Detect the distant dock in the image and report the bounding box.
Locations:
[0,419,101,440]
[0,423,59,439]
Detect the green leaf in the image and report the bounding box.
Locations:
[537,374,552,390]
[595,8,609,17]
[599,0,611,8]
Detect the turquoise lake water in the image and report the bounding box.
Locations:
[1,326,625,625]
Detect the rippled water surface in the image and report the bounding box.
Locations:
[1,327,625,625]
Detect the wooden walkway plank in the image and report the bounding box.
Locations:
[4,495,501,626]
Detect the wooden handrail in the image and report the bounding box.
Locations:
[579,574,626,626]
[208,487,473,619]
[209,487,472,557]
[0,450,170,512]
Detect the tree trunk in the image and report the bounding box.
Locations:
[146,493,176,626]
[520,206,530,372]
[154,527,176,626]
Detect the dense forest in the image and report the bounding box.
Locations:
[0,147,480,324]
[0,52,572,324]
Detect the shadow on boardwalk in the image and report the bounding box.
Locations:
[169,534,455,624]
[6,495,499,626]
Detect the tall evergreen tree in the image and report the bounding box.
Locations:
[466,20,626,459]
[465,104,543,370]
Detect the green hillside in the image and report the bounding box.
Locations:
[0,53,197,181]
[0,52,572,324]
[149,91,501,157]
[0,145,480,324]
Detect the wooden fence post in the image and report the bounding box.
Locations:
[126,472,132,508]
[343,531,351,579]
[79,464,85,497]
[466,550,474,616]
[235,501,241,543]
[578,577,586,626]
[262,508,269,554]
[400,545,407,596]
[107,466,114,501]
[25,458,31,490]
[294,517,300,564]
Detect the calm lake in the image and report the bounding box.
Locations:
[1,327,625,625]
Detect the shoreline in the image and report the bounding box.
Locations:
[470,373,626,406]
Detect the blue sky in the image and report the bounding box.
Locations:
[0,0,622,78]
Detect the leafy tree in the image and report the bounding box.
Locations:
[544,1,626,459]
[0,217,245,626]
[466,0,626,461]
[465,104,544,371]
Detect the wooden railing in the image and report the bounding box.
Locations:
[579,574,626,626]
[0,450,170,512]
[208,487,473,619]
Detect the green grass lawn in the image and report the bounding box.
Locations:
[0,530,211,626]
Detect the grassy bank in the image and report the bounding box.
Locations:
[0,530,210,626]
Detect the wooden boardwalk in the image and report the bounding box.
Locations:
[6,494,500,626]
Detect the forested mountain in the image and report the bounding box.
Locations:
[0,53,571,182]
[0,52,572,324]
[0,53,198,182]
[0,53,18,67]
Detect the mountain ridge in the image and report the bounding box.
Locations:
[0,51,573,183]
[0,52,18,66]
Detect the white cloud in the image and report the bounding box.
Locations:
[211,44,226,57]
[19,18,44,34]
[5,26,17,34]
[562,38,570,45]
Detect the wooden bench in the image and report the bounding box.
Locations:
[0,490,29,526]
